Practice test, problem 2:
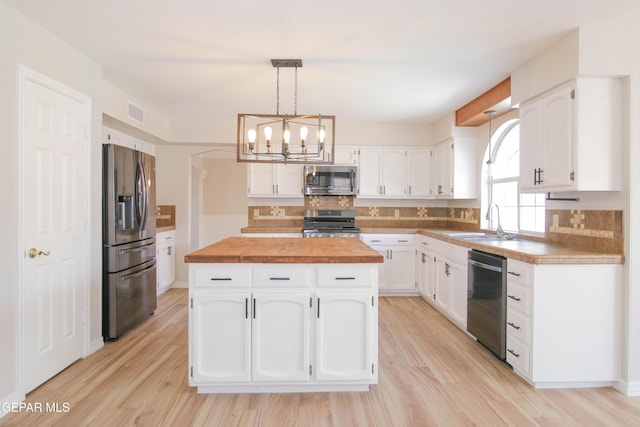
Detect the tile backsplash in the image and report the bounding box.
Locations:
[247,197,624,254]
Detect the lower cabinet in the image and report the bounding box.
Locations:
[505,260,622,386]
[156,230,176,294]
[191,293,251,383]
[189,264,378,392]
[315,293,375,381]
[252,293,311,382]
[362,234,416,293]
[430,241,468,329]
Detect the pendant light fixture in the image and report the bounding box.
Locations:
[237,59,336,164]
[485,110,495,179]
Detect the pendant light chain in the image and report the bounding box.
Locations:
[294,65,298,115]
[276,65,280,115]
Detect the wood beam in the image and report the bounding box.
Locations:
[456,77,513,126]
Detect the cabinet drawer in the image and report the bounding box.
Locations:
[506,281,531,315]
[506,259,532,286]
[506,308,530,343]
[252,267,311,287]
[417,236,436,251]
[318,266,375,287]
[361,234,415,246]
[506,335,530,376]
[193,267,251,288]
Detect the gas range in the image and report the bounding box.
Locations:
[302,209,361,238]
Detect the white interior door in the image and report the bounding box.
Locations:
[21,70,89,393]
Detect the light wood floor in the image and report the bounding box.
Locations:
[2,288,640,426]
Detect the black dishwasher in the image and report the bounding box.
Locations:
[467,249,507,361]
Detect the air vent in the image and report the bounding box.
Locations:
[127,101,144,124]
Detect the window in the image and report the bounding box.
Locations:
[481,119,545,234]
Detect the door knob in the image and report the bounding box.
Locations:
[27,248,50,258]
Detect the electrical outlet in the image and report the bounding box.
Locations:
[394,209,400,217]
[253,209,260,217]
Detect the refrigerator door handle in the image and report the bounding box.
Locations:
[120,262,155,281]
[136,158,148,232]
[118,241,155,255]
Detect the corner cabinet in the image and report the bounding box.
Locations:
[247,163,303,197]
[519,77,622,192]
[189,263,378,393]
[432,137,477,199]
[361,234,416,294]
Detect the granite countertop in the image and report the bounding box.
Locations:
[184,237,384,264]
[240,226,623,265]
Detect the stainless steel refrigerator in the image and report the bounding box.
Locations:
[102,143,157,340]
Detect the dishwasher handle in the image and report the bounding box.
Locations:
[468,258,503,273]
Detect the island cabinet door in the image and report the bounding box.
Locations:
[314,293,374,381]
[251,293,311,382]
[190,293,251,383]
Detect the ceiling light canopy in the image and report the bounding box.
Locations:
[237,59,335,164]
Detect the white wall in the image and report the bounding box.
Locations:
[0,0,103,407]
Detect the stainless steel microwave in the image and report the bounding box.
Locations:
[303,166,357,196]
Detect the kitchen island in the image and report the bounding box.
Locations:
[184,237,384,393]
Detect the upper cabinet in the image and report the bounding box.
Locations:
[332,146,359,166]
[431,137,477,199]
[357,147,432,199]
[247,163,303,197]
[358,148,405,198]
[519,78,622,193]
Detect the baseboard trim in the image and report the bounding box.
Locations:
[89,338,104,355]
[1,390,24,419]
[171,281,188,289]
[613,380,640,396]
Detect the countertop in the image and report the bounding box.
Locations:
[157,226,176,233]
[240,226,624,265]
[184,237,385,264]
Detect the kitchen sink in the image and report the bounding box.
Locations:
[442,231,518,242]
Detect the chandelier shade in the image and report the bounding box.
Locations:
[236,59,336,164]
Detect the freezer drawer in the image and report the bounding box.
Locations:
[104,237,156,273]
[103,259,157,340]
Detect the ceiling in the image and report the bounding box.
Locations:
[6,0,639,132]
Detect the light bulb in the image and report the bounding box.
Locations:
[264,126,272,150]
[300,126,308,150]
[318,128,326,150]
[247,129,256,151]
[284,128,290,145]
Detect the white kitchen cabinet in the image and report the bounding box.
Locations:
[332,146,358,166]
[358,147,431,199]
[505,259,621,387]
[247,163,303,197]
[431,137,477,199]
[156,230,176,294]
[191,293,252,383]
[406,148,432,198]
[362,234,416,294]
[252,292,311,382]
[189,263,378,392]
[519,77,621,192]
[315,292,375,381]
[416,236,436,301]
[432,241,468,329]
[358,148,405,197]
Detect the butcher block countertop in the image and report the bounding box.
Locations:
[184,237,384,264]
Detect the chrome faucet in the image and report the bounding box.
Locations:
[486,203,504,239]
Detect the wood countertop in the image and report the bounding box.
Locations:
[184,237,384,264]
[238,227,624,265]
[421,230,624,265]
